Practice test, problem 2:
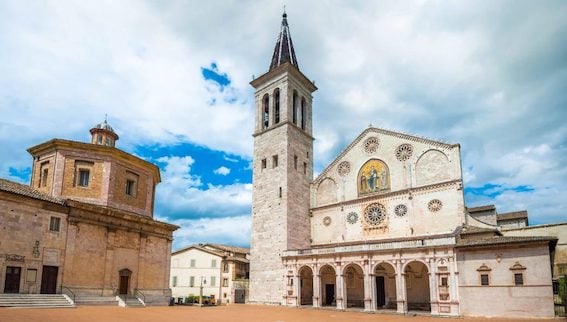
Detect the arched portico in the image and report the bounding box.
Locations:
[404,261,431,312]
[343,263,364,308]
[373,262,397,310]
[299,266,313,305]
[319,265,336,306]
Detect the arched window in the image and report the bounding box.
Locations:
[273,88,280,124]
[301,97,306,130]
[292,90,298,124]
[262,94,269,129]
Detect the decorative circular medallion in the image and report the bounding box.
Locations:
[323,216,332,226]
[363,137,379,154]
[337,161,351,177]
[364,203,387,226]
[394,204,408,217]
[346,212,358,224]
[428,199,443,212]
[395,144,414,161]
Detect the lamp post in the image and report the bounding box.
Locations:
[199,276,207,306]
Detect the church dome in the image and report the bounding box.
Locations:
[93,120,115,133]
[90,117,119,147]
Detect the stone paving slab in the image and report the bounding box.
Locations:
[0,304,551,322]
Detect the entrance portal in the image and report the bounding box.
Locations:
[405,261,431,312]
[40,266,58,294]
[118,268,132,295]
[374,262,396,309]
[319,265,336,306]
[4,266,21,293]
[299,266,313,305]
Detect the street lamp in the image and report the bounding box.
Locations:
[199,276,207,306]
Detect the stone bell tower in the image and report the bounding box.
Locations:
[248,12,317,304]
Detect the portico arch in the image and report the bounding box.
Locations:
[343,263,364,308]
[299,266,313,305]
[319,265,336,306]
[404,261,430,312]
[374,262,397,309]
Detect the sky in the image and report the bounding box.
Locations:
[1,1,566,250]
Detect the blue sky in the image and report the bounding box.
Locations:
[1,1,566,249]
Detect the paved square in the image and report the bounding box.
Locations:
[0,305,550,322]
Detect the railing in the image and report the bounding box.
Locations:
[61,286,76,304]
[135,289,146,305]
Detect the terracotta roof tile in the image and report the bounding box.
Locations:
[0,178,64,205]
[456,235,556,248]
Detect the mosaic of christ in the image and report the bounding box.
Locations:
[358,159,390,195]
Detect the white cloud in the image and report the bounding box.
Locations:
[213,166,231,176]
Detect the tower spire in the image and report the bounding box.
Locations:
[269,11,299,71]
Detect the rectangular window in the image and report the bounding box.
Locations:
[211,259,217,268]
[78,169,90,187]
[279,187,282,198]
[125,179,136,196]
[441,277,448,287]
[223,293,227,298]
[514,273,524,286]
[210,276,216,286]
[261,158,267,169]
[223,278,228,287]
[480,274,489,286]
[172,276,178,287]
[303,162,307,175]
[294,155,298,170]
[190,276,195,287]
[41,168,49,187]
[223,263,229,273]
[272,155,278,168]
[190,259,196,267]
[49,217,61,232]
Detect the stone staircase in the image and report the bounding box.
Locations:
[118,295,145,308]
[74,295,118,306]
[0,293,74,308]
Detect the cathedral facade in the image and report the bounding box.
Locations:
[249,13,557,318]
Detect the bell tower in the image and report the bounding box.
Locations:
[249,12,317,304]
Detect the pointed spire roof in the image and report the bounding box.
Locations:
[269,11,299,71]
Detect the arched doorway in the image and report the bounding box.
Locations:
[404,261,430,312]
[319,265,336,306]
[374,262,396,309]
[299,266,313,305]
[118,268,132,295]
[344,264,364,308]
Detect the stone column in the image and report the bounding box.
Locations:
[336,272,345,310]
[448,257,460,315]
[395,260,407,314]
[294,273,300,307]
[363,262,372,311]
[428,258,439,315]
[313,273,321,308]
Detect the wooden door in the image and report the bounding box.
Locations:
[40,266,58,294]
[3,266,21,293]
[376,276,386,307]
[119,275,129,295]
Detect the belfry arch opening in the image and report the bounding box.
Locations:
[374,263,397,310]
[404,261,431,312]
[319,265,336,306]
[344,264,364,308]
[299,266,313,305]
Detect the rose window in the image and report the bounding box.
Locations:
[363,137,379,154]
[364,203,387,225]
[337,161,351,177]
[428,199,443,212]
[394,204,408,217]
[395,144,414,161]
[346,212,358,224]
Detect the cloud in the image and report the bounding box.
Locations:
[213,166,231,176]
[165,215,251,250]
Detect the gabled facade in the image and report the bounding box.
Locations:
[249,12,559,319]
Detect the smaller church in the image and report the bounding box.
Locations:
[0,120,177,306]
[248,12,560,318]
